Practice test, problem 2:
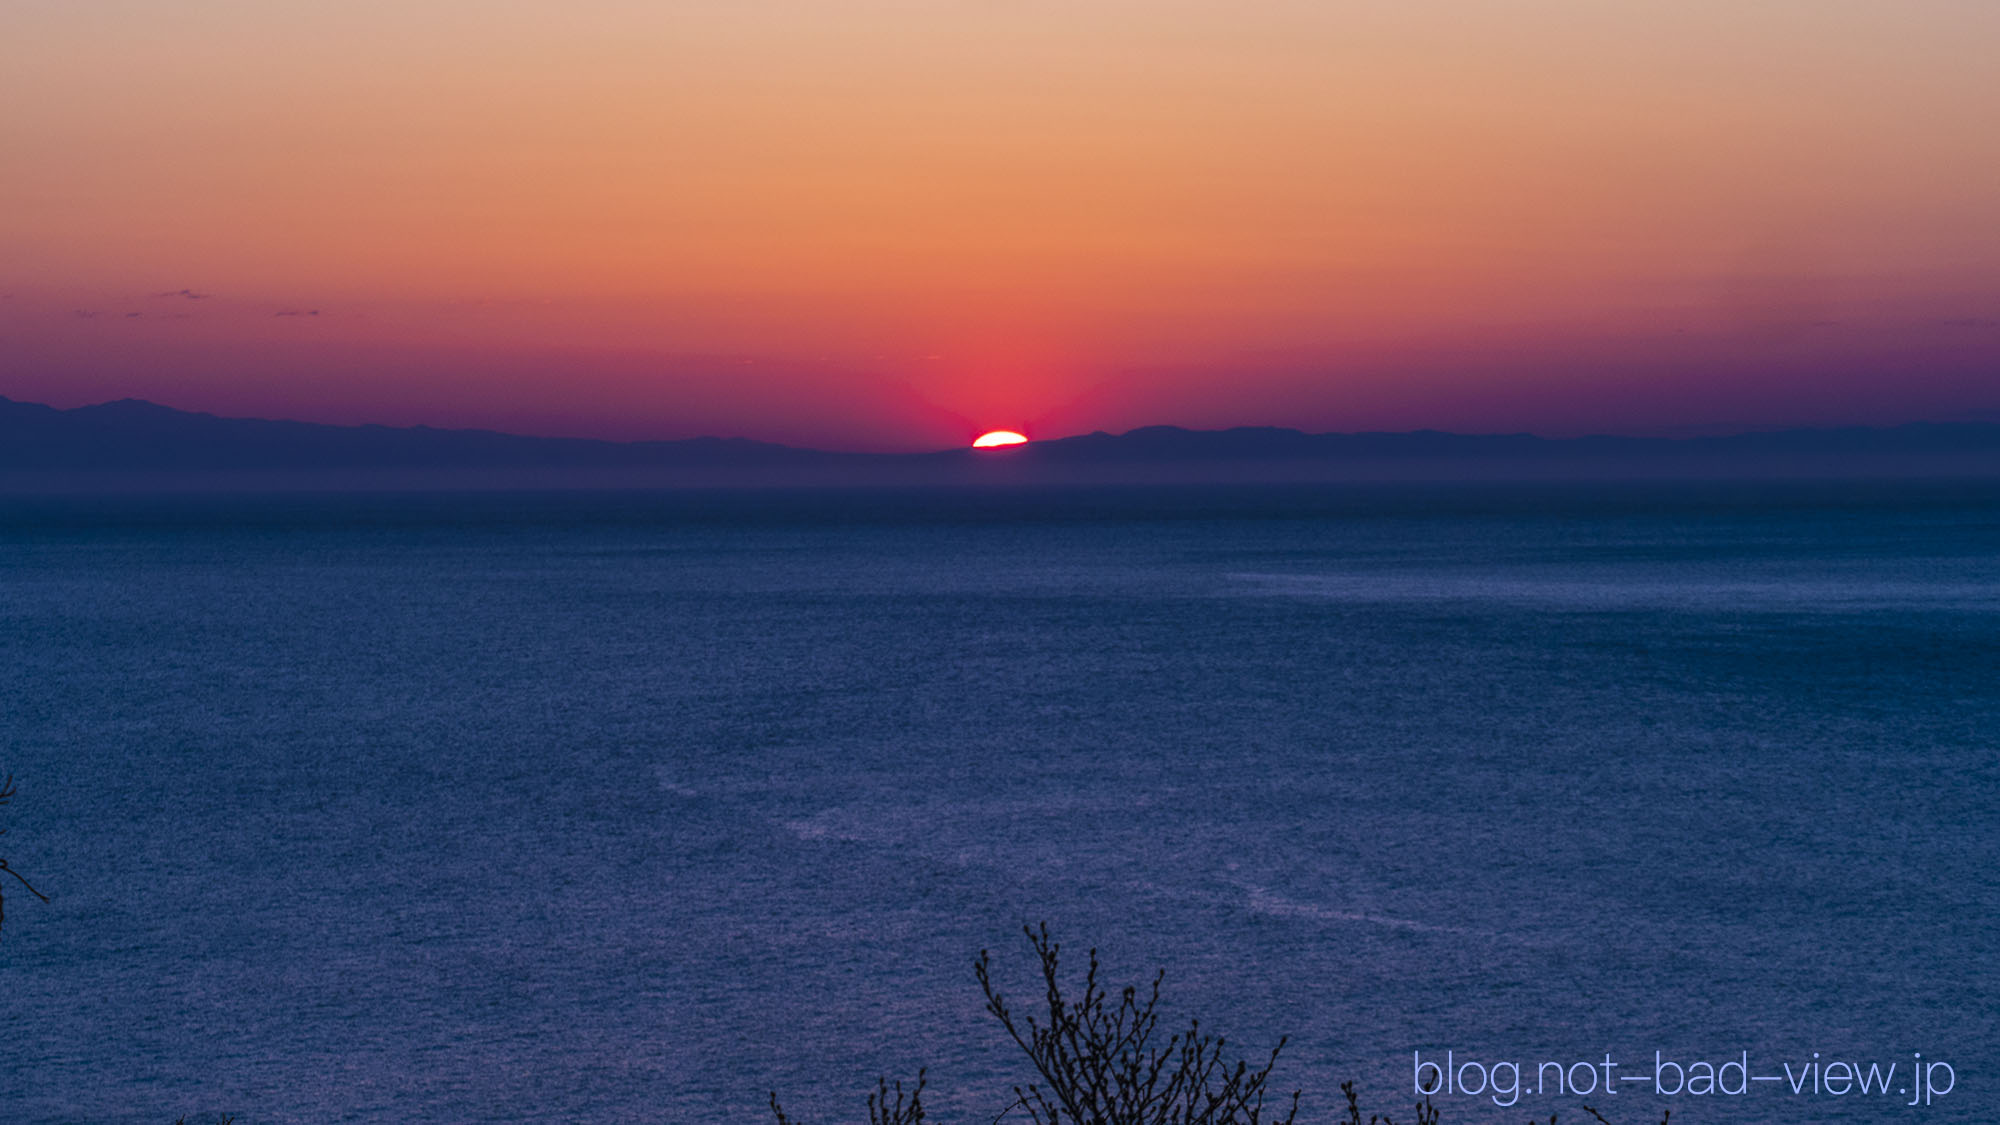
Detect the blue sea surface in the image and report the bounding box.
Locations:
[1,484,1995,1124]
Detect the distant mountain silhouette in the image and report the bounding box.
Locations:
[1026,421,2000,463]
[4,395,2000,487]
[0,396,835,471]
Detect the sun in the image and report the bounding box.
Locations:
[972,430,1029,448]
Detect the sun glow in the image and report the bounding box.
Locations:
[972,431,1029,448]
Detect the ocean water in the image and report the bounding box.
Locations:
[0,483,1994,1124]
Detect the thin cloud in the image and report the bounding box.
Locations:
[274,308,321,317]
[154,289,210,300]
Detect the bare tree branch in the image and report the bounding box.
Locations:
[0,774,48,939]
[975,923,1301,1125]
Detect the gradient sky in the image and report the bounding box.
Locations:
[4,0,1998,449]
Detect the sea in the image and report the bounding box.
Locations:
[0,482,1994,1124]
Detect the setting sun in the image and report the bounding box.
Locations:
[972,431,1029,449]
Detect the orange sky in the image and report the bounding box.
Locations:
[4,1,1998,448]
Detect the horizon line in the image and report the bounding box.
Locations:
[8,392,1998,457]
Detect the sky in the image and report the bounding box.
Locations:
[3,0,1998,450]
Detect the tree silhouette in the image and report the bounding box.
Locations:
[977,923,1300,1125]
[772,926,1702,1125]
[0,775,49,937]
[773,925,1386,1125]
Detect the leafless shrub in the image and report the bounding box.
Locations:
[976,923,1300,1125]
[768,925,1496,1125]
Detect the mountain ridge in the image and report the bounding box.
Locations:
[5,394,2000,484]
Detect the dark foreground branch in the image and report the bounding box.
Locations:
[976,923,1300,1125]
[0,774,49,937]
